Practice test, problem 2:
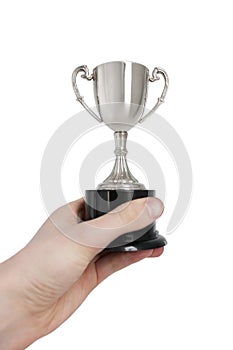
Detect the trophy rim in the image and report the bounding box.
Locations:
[93,60,149,72]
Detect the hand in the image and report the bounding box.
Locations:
[0,197,164,349]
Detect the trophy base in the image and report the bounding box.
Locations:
[84,189,167,252]
[105,233,167,252]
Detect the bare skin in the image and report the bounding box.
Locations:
[0,197,164,349]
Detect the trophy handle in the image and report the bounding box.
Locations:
[139,67,169,123]
[72,65,102,123]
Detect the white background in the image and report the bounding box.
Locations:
[0,0,233,349]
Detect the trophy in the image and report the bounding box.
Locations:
[72,61,169,251]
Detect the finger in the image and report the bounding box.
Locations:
[147,247,164,258]
[95,247,164,284]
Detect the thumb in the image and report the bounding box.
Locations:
[69,197,164,252]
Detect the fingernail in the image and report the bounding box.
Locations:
[145,197,164,219]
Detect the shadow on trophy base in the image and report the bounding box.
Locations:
[84,189,167,252]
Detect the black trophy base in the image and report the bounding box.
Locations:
[105,233,167,252]
[84,189,167,252]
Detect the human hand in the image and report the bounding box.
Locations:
[0,197,164,349]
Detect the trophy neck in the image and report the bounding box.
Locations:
[114,130,128,156]
[97,131,145,190]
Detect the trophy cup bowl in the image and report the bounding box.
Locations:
[72,61,169,251]
[93,61,149,131]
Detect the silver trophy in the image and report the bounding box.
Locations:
[72,61,169,251]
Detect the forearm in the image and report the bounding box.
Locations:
[0,259,42,350]
[0,311,36,350]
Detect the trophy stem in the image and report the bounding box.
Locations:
[97,131,145,190]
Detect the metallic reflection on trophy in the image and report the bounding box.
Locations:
[72,61,169,251]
